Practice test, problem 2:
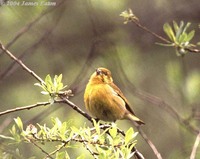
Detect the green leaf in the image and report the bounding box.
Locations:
[163,23,176,42]
[182,22,191,34]
[173,21,179,33]
[57,74,63,84]
[93,119,100,135]
[156,42,175,47]
[109,126,117,139]
[125,127,134,145]
[186,30,195,42]
[56,151,67,159]
[178,32,187,43]
[14,117,23,131]
[76,154,85,159]
[45,74,52,84]
[34,83,42,87]
[9,125,21,142]
[175,21,184,39]
[0,134,15,140]
[41,91,49,95]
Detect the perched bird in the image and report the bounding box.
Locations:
[84,67,144,125]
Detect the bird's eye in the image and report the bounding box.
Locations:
[96,69,102,75]
[103,72,108,76]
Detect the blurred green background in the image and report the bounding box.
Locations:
[0,0,200,158]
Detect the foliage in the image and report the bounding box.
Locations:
[1,117,138,159]
[34,74,73,103]
[162,21,195,56]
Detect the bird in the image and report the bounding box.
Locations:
[84,67,144,125]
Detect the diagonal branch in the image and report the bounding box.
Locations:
[137,126,162,159]
[30,139,54,159]
[190,132,200,159]
[0,0,65,56]
[0,42,44,84]
[130,14,200,54]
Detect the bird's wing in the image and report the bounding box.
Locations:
[108,82,136,115]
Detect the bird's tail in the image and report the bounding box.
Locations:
[126,113,145,125]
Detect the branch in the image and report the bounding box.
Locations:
[116,56,199,135]
[190,132,200,159]
[135,89,199,135]
[0,102,50,117]
[44,143,66,159]
[132,20,171,44]
[58,97,93,123]
[137,126,162,159]
[130,14,200,54]
[0,42,44,84]
[0,4,65,82]
[30,139,54,159]
[0,0,66,56]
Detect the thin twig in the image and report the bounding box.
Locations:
[0,0,65,56]
[80,135,99,159]
[0,30,51,82]
[135,89,199,134]
[58,97,93,122]
[137,126,162,159]
[43,143,66,159]
[116,54,199,135]
[30,139,54,159]
[0,3,65,82]
[131,18,200,54]
[190,132,200,159]
[132,20,171,44]
[0,102,50,117]
[0,42,44,84]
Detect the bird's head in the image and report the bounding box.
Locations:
[89,67,113,84]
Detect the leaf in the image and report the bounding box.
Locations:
[178,32,187,43]
[163,23,176,42]
[156,42,175,47]
[14,117,23,131]
[45,74,52,84]
[34,83,42,87]
[57,74,63,84]
[125,127,135,145]
[175,21,184,39]
[92,119,100,135]
[173,21,179,33]
[76,154,85,159]
[0,134,15,140]
[109,126,117,139]
[56,152,65,159]
[41,91,49,95]
[182,22,191,34]
[186,30,195,42]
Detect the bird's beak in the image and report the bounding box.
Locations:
[96,68,102,75]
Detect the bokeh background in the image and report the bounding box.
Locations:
[0,0,200,158]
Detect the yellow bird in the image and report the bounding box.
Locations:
[84,67,144,125]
